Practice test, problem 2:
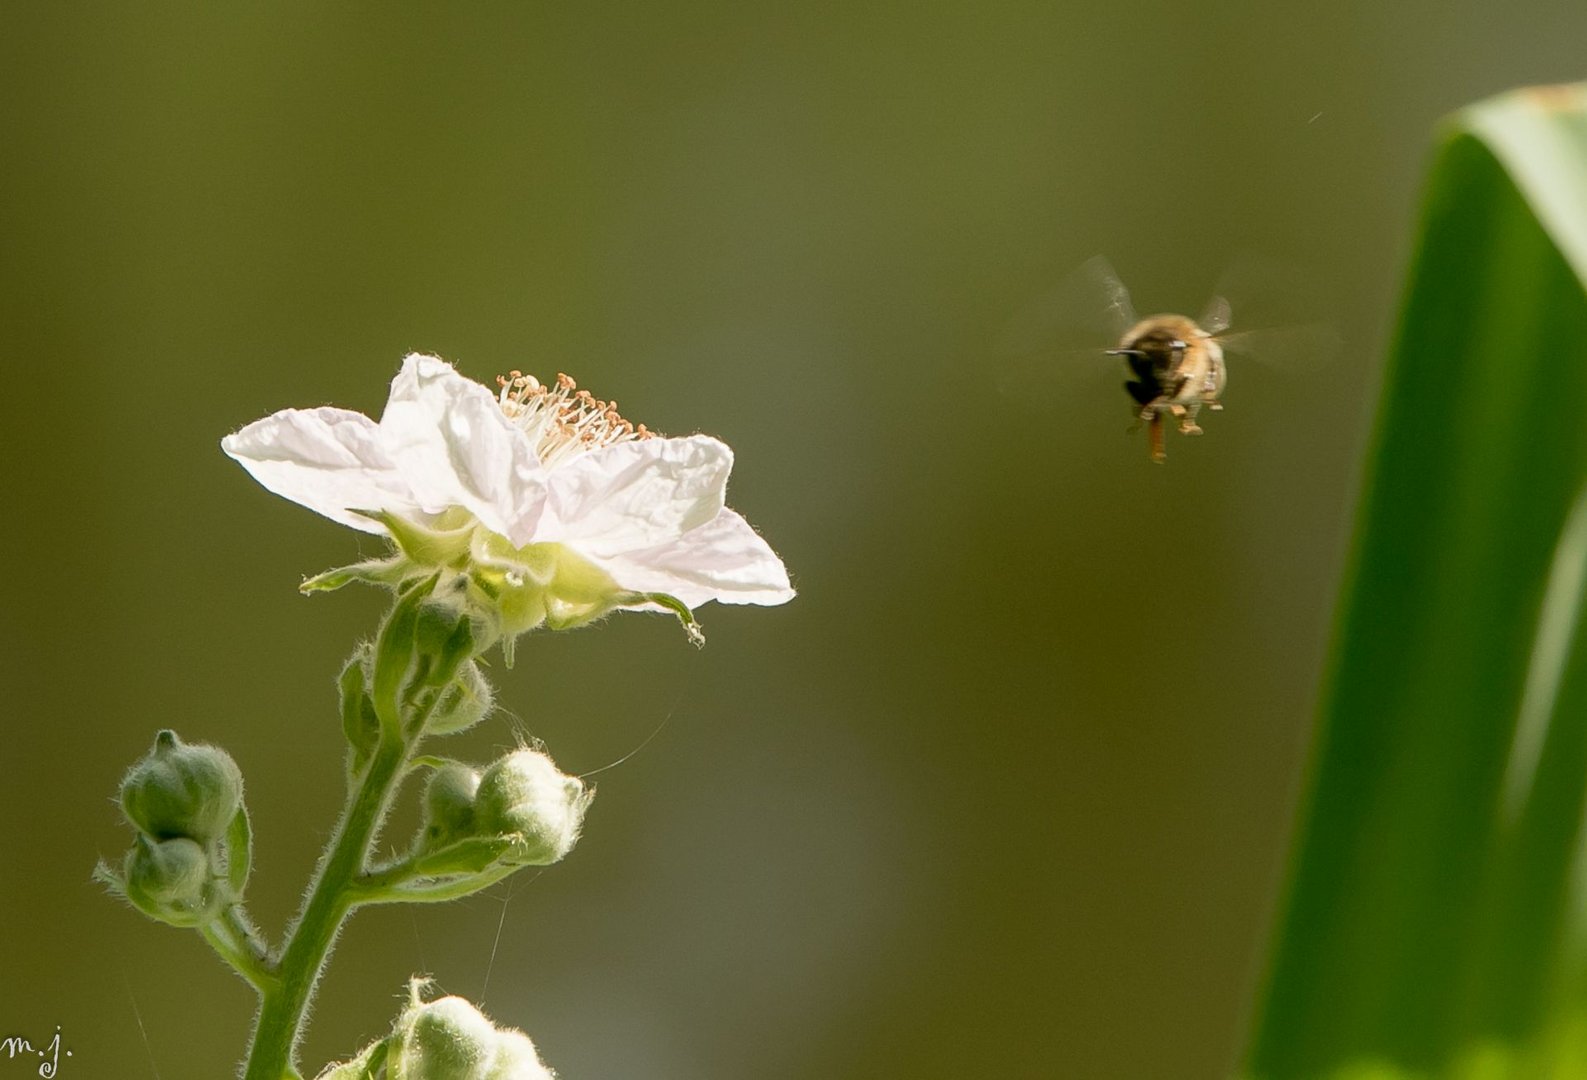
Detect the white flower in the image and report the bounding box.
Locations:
[222,355,793,642]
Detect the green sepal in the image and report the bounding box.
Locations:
[313,1036,388,1080]
[92,857,127,898]
[352,508,474,568]
[225,804,253,896]
[426,662,493,736]
[371,575,440,735]
[301,557,412,594]
[617,590,706,647]
[411,597,477,693]
[339,648,379,771]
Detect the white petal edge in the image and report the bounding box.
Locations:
[378,354,550,544]
[586,508,795,609]
[539,435,733,556]
[221,407,423,534]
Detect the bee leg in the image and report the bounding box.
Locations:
[1205,354,1225,409]
[1137,394,1171,423]
[1147,413,1166,463]
[1178,402,1204,435]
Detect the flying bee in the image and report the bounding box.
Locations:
[1109,307,1229,464]
[999,255,1334,463]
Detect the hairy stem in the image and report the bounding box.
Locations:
[350,862,520,906]
[240,734,409,1080]
[200,913,275,993]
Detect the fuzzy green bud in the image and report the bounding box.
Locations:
[120,730,244,843]
[484,1032,555,1080]
[419,763,481,851]
[473,749,590,866]
[386,983,556,1080]
[428,661,494,736]
[397,996,497,1079]
[123,835,220,927]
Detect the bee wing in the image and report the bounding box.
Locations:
[996,255,1139,405]
[1199,294,1233,336]
[1216,322,1342,371]
[1204,254,1340,371]
[999,255,1138,357]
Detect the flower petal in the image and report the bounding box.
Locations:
[591,508,795,608]
[221,407,422,533]
[378,354,548,544]
[540,435,732,555]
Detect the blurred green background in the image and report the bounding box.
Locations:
[2,4,1585,1078]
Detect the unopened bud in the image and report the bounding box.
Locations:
[395,995,498,1079]
[120,730,244,843]
[485,1031,556,1079]
[386,983,557,1080]
[473,749,590,866]
[123,835,220,927]
[419,763,480,851]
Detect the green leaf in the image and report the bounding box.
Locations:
[1244,84,1587,1078]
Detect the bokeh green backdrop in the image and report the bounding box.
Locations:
[3,4,1585,1078]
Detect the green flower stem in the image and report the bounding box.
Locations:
[349,862,519,906]
[241,733,410,1080]
[201,908,275,993]
[225,904,270,961]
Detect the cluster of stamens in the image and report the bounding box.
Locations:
[495,371,655,467]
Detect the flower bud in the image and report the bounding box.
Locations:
[428,661,494,736]
[392,995,498,1079]
[484,1031,556,1079]
[419,763,480,851]
[385,983,558,1080]
[120,730,244,843]
[123,835,220,927]
[473,749,590,866]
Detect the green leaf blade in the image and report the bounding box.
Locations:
[1245,83,1587,1079]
